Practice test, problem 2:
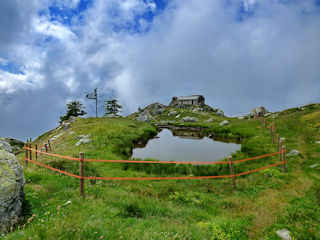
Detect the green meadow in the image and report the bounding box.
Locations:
[4,104,320,240]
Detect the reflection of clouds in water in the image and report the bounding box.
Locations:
[132,129,241,162]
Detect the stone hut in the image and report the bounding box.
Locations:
[169,95,205,107]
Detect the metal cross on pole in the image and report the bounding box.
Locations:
[86,88,98,118]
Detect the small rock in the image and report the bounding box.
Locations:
[287,149,300,157]
[76,134,91,140]
[63,122,71,130]
[181,116,198,122]
[316,141,320,144]
[216,109,224,117]
[192,108,202,113]
[280,137,286,142]
[219,120,229,126]
[75,138,91,146]
[276,229,292,240]
[264,113,272,117]
[175,114,181,119]
[310,164,319,169]
[205,118,214,123]
[168,111,177,116]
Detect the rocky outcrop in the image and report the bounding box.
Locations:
[0,150,25,233]
[144,103,167,116]
[136,110,153,122]
[250,106,268,117]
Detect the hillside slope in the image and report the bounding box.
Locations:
[4,104,320,240]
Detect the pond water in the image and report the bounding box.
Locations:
[132,128,241,162]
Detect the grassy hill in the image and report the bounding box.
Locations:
[4,104,320,239]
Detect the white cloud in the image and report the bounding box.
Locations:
[34,17,77,41]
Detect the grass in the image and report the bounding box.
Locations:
[3,104,320,239]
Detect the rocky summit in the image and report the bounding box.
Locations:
[0,149,25,233]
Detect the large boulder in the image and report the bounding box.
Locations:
[136,110,153,122]
[0,150,25,233]
[250,106,268,117]
[144,103,167,116]
[0,138,13,153]
[3,138,24,155]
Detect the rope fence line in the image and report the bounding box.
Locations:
[23,116,287,197]
[23,145,287,197]
[23,146,282,165]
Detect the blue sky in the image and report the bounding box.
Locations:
[0,0,320,140]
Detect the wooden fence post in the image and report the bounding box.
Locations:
[80,152,85,198]
[24,144,28,167]
[272,125,275,144]
[45,144,48,153]
[29,143,32,164]
[35,144,38,161]
[282,145,287,172]
[263,118,266,128]
[229,156,236,191]
[48,140,52,151]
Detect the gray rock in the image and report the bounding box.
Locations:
[136,110,153,122]
[276,229,292,240]
[75,134,92,146]
[168,111,177,116]
[205,118,214,123]
[76,134,91,140]
[181,116,199,122]
[216,109,224,117]
[0,139,13,153]
[192,108,202,113]
[0,150,25,233]
[143,103,166,116]
[287,149,300,157]
[75,138,91,146]
[316,141,320,144]
[219,120,229,126]
[250,106,268,117]
[175,114,181,119]
[310,164,319,169]
[63,122,71,130]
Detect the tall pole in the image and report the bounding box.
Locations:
[95,88,98,118]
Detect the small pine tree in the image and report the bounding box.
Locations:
[59,101,87,123]
[104,99,122,116]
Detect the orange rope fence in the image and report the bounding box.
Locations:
[24,146,282,165]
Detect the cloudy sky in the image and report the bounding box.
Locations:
[1,0,320,140]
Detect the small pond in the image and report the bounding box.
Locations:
[132,128,241,162]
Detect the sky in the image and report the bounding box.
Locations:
[0,0,320,140]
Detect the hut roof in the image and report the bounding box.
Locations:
[176,95,203,101]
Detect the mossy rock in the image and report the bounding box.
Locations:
[0,150,25,233]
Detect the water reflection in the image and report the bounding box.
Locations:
[132,128,241,162]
